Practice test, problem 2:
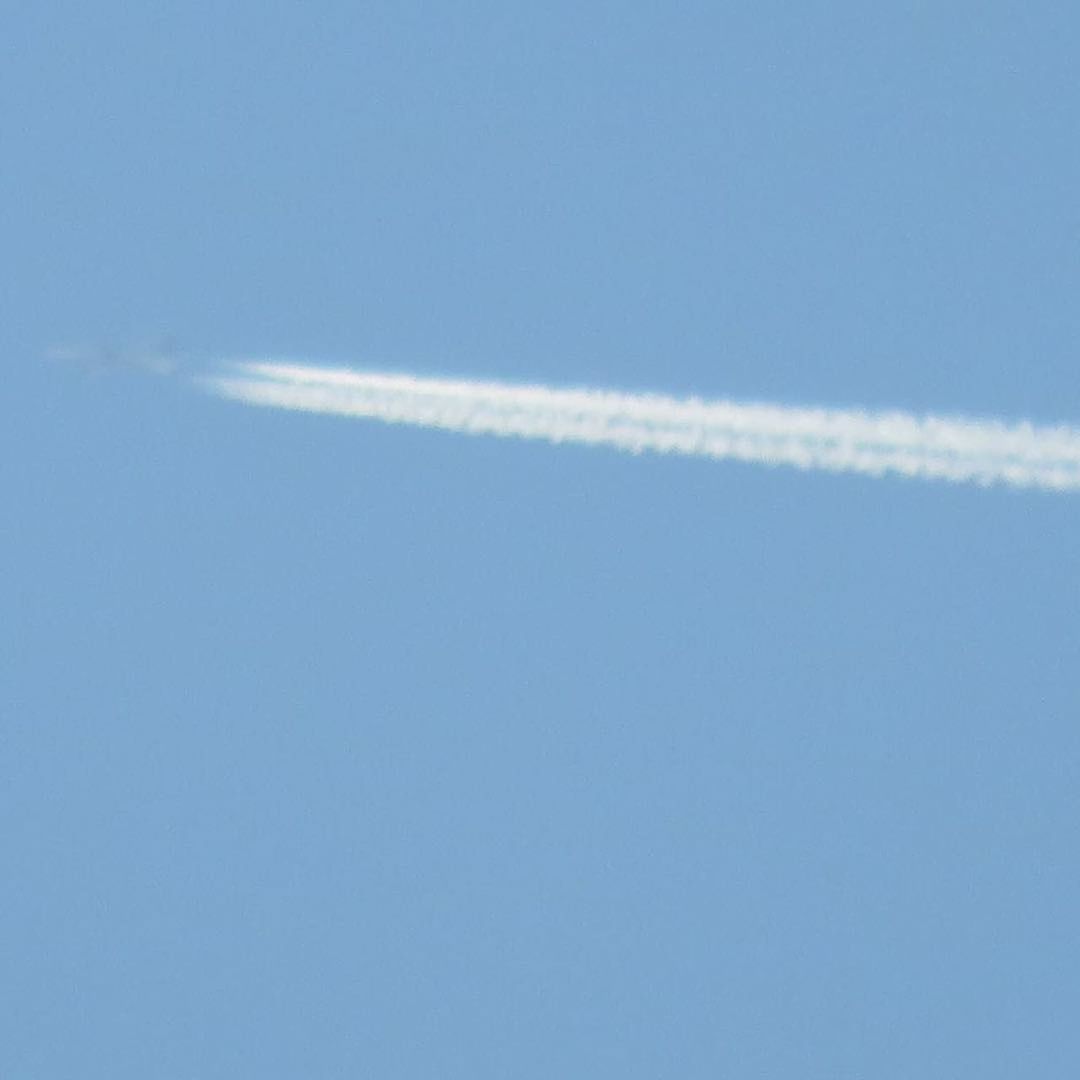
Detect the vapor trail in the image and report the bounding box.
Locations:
[205,361,1080,492]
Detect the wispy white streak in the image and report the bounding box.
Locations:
[204,361,1080,492]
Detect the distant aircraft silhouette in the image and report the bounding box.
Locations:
[44,340,177,377]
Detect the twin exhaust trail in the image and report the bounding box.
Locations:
[205,360,1080,493]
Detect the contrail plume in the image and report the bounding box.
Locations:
[204,360,1080,492]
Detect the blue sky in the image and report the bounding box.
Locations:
[4,3,1080,1076]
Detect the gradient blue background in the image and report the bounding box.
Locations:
[4,3,1079,1076]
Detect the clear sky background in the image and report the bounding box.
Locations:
[4,3,1079,1076]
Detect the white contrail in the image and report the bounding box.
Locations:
[204,360,1080,492]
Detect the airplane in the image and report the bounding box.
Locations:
[43,340,178,377]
